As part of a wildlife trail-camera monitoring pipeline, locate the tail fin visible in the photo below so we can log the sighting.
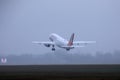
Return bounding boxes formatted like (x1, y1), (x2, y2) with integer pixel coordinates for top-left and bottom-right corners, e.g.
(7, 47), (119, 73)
(67, 33), (74, 46)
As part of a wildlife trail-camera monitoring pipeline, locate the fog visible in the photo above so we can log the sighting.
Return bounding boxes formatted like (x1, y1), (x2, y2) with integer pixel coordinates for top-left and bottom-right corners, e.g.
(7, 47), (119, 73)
(0, 0), (120, 64)
(0, 50), (120, 65)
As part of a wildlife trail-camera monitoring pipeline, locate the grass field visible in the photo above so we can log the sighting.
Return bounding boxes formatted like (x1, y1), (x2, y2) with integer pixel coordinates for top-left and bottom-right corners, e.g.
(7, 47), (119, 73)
(0, 65), (120, 80)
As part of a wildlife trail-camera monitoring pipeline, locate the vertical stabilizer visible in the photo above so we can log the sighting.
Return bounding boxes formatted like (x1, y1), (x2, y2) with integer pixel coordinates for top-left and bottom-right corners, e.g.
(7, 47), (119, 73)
(67, 33), (74, 46)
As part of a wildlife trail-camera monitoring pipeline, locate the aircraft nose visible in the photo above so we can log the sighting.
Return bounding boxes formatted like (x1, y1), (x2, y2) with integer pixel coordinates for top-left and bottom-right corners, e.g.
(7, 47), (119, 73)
(49, 37), (53, 41)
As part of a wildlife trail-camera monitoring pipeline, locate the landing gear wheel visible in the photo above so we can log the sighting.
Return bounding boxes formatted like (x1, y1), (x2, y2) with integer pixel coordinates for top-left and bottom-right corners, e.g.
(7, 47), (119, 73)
(52, 45), (55, 51)
(52, 48), (55, 51)
(66, 48), (70, 51)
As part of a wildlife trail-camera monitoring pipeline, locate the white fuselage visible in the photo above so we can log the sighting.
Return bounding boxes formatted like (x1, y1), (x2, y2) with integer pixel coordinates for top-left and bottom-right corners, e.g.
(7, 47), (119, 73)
(32, 33), (96, 51)
(49, 33), (68, 48)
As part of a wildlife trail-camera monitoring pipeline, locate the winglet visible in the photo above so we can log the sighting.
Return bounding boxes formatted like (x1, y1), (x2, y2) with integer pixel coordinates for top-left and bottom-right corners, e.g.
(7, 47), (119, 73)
(67, 33), (74, 46)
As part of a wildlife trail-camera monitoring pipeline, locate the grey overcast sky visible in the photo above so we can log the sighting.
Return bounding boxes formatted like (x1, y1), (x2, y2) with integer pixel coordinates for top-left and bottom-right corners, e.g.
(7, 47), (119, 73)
(0, 0), (120, 55)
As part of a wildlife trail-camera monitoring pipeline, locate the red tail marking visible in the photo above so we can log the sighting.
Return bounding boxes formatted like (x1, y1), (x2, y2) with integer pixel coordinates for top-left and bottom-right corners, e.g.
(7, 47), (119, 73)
(67, 33), (74, 46)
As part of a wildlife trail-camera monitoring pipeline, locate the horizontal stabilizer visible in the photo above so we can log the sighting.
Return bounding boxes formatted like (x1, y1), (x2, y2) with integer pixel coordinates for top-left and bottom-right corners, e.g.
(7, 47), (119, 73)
(61, 45), (85, 48)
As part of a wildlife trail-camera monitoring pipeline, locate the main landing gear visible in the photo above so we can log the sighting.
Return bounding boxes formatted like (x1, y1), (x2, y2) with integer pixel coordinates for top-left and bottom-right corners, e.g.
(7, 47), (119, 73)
(52, 48), (55, 51)
(52, 45), (55, 51)
(66, 48), (70, 51)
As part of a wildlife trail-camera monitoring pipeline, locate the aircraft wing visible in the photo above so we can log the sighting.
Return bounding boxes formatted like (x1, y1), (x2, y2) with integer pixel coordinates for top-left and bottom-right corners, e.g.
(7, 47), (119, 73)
(32, 41), (55, 45)
(73, 41), (96, 45)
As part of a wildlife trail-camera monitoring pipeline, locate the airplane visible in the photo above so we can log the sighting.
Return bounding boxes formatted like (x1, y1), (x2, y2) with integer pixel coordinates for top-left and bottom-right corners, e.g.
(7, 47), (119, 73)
(32, 33), (96, 51)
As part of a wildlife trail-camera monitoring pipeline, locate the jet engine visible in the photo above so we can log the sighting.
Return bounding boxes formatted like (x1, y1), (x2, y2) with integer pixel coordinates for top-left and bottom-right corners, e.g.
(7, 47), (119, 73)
(44, 44), (50, 47)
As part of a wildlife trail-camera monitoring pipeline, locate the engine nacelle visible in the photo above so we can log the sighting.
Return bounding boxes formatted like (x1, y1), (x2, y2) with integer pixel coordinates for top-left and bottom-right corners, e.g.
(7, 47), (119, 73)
(44, 44), (50, 47)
